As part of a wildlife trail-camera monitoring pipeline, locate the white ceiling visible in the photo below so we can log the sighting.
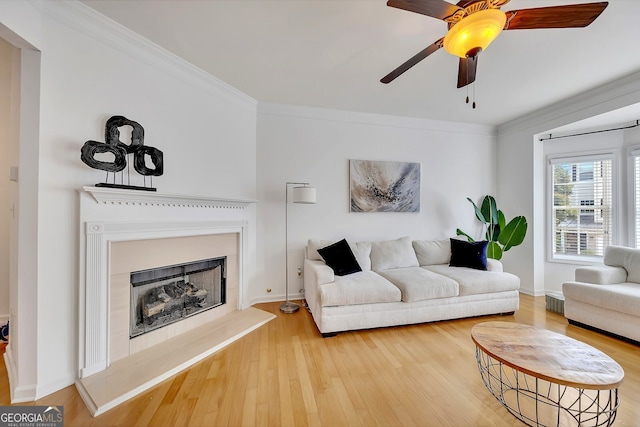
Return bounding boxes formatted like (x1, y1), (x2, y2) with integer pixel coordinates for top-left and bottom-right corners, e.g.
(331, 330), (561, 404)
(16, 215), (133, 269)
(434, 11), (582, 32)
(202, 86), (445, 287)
(80, 0), (640, 127)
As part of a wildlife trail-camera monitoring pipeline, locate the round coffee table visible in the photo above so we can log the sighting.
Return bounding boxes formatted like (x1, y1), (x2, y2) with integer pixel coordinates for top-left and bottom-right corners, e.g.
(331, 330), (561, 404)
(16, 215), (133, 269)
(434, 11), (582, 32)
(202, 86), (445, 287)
(471, 321), (624, 427)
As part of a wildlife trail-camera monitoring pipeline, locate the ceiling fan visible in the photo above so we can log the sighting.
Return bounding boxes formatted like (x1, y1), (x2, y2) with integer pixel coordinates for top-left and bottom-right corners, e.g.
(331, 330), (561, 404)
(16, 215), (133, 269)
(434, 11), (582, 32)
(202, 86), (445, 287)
(381, 0), (609, 99)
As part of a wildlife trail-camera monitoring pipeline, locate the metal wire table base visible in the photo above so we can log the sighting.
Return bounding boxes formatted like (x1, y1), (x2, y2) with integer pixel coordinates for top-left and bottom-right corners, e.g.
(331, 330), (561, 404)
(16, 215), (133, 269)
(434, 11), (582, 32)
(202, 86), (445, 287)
(475, 348), (620, 427)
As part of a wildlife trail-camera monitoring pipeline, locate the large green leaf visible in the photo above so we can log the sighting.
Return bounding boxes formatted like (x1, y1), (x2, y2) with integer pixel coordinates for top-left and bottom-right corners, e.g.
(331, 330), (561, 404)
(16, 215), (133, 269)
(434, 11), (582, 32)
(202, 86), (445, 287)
(480, 195), (499, 225)
(487, 241), (503, 260)
(485, 223), (500, 242)
(498, 216), (528, 252)
(489, 210), (505, 242)
(498, 210), (506, 230)
(456, 229), (475, 243)
(467, 197), (486, 223)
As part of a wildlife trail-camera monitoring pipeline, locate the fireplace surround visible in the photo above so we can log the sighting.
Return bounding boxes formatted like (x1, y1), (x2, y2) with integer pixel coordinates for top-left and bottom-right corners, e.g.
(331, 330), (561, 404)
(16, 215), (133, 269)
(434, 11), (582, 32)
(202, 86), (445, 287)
(78, 186), (254, 378)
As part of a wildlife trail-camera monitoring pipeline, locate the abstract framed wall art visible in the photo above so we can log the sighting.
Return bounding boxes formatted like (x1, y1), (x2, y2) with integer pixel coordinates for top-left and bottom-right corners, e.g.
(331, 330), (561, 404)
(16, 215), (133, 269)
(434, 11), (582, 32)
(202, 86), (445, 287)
(349, 159), (420, 212)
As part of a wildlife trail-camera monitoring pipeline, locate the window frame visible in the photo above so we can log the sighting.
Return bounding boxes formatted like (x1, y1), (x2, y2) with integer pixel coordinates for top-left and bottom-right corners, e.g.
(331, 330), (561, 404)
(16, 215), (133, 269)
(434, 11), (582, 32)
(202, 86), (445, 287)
(547, 152), (617, 264)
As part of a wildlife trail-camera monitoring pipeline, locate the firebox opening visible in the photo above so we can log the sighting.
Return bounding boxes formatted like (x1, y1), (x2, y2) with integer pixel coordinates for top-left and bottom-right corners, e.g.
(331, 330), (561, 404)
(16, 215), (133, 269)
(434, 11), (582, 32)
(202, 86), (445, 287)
(130, 257), (226, 338)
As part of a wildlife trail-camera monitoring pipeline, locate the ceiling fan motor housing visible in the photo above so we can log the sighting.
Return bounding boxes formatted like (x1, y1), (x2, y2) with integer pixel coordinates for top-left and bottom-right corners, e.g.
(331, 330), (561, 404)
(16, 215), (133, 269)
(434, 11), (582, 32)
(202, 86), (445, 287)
(443, 8), (507, 58)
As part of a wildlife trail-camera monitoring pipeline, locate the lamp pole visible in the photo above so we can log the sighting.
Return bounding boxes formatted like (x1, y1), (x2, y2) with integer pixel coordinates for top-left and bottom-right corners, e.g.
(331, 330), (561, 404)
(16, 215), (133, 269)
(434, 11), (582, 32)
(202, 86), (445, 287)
(281, 182), (316, 313)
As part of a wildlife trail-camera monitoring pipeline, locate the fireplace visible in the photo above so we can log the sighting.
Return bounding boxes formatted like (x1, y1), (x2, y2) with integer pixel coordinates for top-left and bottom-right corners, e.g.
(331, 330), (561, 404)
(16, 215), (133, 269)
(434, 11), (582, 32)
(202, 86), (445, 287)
(130, 257), (226, 338)
(78, 186), (254, 378)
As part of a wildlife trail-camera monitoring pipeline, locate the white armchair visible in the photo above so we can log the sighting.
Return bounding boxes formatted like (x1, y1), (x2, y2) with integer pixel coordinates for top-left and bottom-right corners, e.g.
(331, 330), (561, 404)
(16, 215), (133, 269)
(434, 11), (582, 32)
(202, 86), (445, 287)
(563, 245), (640, 343)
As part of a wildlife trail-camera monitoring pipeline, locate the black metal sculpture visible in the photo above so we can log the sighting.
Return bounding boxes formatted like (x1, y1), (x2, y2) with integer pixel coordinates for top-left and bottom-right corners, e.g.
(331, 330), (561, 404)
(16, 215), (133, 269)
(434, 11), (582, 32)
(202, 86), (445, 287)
(81, 115), (163, 191)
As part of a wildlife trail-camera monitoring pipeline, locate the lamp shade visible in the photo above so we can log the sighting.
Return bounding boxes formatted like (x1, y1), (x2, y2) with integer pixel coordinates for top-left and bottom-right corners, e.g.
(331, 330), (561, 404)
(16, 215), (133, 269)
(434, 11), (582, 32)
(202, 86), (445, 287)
(443, 9), (506, 58)
(292, 186), (316, 204)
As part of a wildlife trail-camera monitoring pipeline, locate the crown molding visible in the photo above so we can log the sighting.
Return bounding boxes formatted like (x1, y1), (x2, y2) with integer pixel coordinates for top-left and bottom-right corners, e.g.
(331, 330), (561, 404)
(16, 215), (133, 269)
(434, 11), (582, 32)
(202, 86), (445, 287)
(498, 70), (640, 137)
(42, 0), (257, 112)
(258, 102), (496, 137)
(81, 186), (255, 209)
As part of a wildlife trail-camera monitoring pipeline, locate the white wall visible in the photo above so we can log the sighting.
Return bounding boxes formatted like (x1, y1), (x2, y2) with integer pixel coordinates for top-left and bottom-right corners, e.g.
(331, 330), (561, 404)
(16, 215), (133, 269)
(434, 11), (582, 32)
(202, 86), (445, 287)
(0, 36), (13, 322)
(497, 71), (640, 296)
(1, 1), (257, 400)
(255, 103), (497, 303)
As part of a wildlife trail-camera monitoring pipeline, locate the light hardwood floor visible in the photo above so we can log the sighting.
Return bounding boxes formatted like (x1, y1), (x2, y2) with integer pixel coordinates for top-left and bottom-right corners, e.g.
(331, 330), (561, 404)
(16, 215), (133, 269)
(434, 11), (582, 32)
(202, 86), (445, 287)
(1, 294), (638, 426)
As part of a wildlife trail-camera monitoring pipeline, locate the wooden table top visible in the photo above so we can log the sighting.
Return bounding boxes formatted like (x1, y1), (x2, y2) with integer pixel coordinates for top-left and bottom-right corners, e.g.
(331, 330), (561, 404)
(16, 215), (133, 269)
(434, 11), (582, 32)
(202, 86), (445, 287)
(471, 321), (624, 390)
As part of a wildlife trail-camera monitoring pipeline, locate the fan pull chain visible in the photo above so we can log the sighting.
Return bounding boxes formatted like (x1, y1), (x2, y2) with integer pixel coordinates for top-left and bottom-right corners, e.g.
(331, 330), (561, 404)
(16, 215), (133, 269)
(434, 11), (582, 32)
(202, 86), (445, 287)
(465, 83), (476, 109)
(466, 64), (470, 104)
(473, 82), (476, 109)
(463, 62), (476, 108)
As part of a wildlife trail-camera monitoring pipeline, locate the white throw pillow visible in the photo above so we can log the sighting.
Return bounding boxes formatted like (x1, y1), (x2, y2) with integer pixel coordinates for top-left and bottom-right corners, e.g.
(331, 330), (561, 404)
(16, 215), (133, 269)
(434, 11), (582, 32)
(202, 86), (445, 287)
(370, 236), (419, 271)
(412, 239), (451, 266)
(351, 241), (372, 271)
(307, 239), (333, 261)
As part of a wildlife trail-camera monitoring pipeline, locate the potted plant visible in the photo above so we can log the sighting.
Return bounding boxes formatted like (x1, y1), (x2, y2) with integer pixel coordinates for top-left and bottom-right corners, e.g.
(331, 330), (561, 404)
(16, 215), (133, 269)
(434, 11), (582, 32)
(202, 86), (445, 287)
(457, 195), (527, 260)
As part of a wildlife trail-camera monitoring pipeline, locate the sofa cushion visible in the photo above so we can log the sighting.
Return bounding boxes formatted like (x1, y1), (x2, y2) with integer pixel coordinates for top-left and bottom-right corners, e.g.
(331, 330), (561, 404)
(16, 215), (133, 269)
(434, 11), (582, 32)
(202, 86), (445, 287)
(412, 239), (451, 266)
(370, 236), (419, 271)
(604, 245), (640, 283)
(449, 239), (488, 271)
(563, 281), (640, 317)
(308, 239), (372, 271)
(424, 265), (520, 296)
(317, 239), (362, 276)
(378, 267), (458, 302)
(318, 271), (402, 307)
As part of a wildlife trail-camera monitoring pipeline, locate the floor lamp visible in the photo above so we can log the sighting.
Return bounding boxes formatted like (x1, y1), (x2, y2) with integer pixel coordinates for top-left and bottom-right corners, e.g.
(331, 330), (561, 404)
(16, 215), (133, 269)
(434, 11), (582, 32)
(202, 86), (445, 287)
(281, 182), (316, 313)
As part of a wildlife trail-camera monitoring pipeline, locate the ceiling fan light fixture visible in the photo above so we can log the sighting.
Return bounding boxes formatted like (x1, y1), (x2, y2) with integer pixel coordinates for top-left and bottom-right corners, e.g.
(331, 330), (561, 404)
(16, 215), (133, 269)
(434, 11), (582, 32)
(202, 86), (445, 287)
(443, 8), (507, 58)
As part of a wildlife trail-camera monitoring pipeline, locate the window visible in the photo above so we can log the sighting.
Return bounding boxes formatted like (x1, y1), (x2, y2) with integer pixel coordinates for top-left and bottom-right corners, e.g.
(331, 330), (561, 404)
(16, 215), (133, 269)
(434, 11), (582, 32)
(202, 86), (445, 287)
(633, 150), (640, 248)
(550, 155), (613, 259)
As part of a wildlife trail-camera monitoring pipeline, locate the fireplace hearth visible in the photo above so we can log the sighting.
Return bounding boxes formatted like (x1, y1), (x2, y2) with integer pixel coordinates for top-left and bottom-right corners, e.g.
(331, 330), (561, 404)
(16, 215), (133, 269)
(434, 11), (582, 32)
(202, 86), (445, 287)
(130, 257), (226, 338)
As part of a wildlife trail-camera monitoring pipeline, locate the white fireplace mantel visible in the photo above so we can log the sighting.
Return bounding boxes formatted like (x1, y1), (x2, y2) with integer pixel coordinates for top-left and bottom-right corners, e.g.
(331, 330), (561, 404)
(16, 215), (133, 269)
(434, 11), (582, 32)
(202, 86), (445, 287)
(78, 187), (255, 379)
(82, 185), (255, 209)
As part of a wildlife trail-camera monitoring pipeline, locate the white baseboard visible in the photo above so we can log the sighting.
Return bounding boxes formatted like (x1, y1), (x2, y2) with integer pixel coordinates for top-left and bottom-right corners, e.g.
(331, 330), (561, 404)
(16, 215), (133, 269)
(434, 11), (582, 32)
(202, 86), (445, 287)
(3, 349), (37, 403)
(518, 288), (546, 297)
(249, 292), (304, 306)
(36, 373), (77, 401)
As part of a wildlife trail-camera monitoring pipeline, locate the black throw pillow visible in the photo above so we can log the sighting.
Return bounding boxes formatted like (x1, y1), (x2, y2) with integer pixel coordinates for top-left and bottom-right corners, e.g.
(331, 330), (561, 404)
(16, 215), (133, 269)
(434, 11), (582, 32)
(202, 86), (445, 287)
(449, 238), (488, 271)
(317, 239), (362, 276)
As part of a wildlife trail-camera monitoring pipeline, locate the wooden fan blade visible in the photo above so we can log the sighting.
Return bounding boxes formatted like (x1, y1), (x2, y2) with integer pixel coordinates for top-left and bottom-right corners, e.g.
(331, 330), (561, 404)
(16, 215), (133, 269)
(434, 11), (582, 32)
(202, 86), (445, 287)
(457, 56), (477, 88)
(457, 0), (511, 7)
(504, 2), (608, 30)
(387, 0), (464, 21)
(381, 38), (443, 84)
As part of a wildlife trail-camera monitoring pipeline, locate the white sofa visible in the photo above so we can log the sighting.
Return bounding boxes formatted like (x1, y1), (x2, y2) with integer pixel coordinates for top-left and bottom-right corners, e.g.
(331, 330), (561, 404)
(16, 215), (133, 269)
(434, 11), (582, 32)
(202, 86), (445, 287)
(303, 237), (520, 336)
(563, 245), (640, 343)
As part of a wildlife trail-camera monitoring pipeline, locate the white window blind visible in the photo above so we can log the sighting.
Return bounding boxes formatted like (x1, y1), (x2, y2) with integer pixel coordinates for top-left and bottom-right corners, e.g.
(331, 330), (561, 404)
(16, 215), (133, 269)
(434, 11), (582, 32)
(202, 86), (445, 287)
(550, 155), (613, 258)
(634, 150), (640, 248)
